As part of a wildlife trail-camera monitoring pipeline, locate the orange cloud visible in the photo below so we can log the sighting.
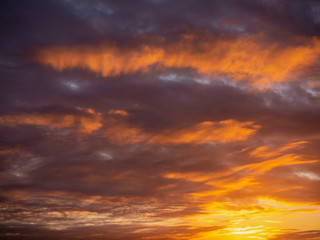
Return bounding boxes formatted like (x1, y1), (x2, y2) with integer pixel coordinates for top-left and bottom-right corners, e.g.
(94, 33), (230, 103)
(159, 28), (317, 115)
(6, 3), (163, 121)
(0, 114), (75, 128)
(104, 121), (149, 145)
(164, 141), (317, 198)
(0, 147), (22, 156)
(250, 141), (309, 159)
(37, 35), (320, 84)
(0, 112), (102, 134)
(235, 154), (317, 175)
(212, 144), (317, 195)
(108, 109), (129, 116)
(104, 119), (260, 145)
(79, 116), (103, 133)
(149, 120), (260, 145)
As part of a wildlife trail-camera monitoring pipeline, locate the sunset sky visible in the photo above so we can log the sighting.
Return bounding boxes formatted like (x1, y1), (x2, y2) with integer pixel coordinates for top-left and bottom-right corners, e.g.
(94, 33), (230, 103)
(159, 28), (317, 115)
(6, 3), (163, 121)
(1, 0), (320, 239)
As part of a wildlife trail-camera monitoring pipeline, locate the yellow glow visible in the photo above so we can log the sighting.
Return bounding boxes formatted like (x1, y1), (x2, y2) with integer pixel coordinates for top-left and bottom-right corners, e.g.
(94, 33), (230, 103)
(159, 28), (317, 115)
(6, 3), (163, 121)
(185, 197), (320, 240)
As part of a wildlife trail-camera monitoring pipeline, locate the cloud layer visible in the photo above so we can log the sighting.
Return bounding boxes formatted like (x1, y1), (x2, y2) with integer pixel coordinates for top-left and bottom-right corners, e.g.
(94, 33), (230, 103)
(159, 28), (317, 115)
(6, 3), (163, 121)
(1, 0), (320, 239)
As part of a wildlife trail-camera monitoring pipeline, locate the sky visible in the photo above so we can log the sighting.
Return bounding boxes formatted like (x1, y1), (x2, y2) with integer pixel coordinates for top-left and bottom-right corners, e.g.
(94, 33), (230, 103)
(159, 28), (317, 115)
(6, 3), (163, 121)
(1, 0), (320, 239)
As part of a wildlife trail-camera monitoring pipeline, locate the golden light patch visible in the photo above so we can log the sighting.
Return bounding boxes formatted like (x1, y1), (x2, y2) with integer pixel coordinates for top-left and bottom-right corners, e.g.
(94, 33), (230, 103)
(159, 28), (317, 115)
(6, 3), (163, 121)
(186, 198), (320, 240)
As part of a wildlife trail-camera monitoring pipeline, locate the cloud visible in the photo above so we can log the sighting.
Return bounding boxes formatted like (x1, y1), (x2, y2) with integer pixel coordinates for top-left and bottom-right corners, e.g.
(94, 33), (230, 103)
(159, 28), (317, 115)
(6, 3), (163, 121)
(37, 34), (320, 85)
(104, 119), (260, 145)
(0, 223), (225, 240)
(0, 111), (102, 134)
(164, 141), (318, 200)
(2, 0), (320, 239)
(269, 230), (320, 240)
(150, 120), (260, 144)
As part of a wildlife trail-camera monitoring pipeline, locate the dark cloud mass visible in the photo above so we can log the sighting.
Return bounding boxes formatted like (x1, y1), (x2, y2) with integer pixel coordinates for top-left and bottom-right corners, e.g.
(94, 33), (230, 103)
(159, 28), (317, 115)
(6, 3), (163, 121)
(1, 0), (320, 239)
